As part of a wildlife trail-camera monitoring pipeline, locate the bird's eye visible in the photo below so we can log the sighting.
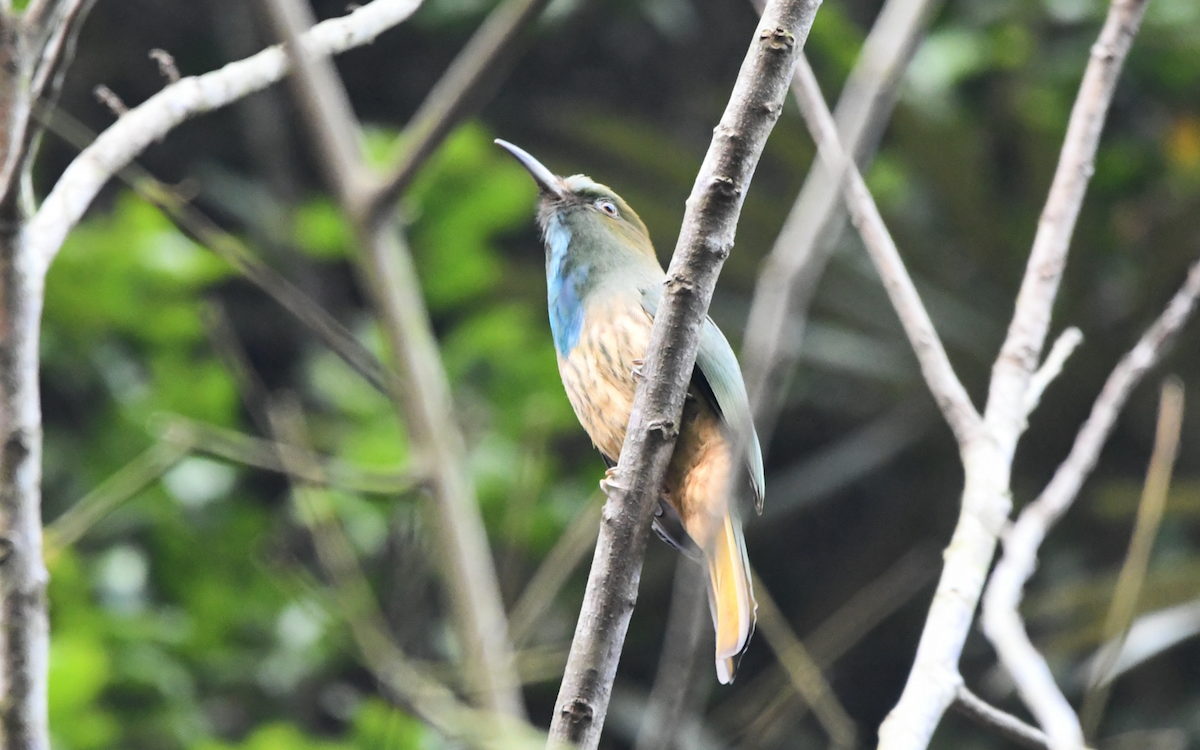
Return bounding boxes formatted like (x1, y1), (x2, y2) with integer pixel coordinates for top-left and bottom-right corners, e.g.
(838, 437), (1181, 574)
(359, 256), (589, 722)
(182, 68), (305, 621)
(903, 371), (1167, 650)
(596, 199), (619, 217)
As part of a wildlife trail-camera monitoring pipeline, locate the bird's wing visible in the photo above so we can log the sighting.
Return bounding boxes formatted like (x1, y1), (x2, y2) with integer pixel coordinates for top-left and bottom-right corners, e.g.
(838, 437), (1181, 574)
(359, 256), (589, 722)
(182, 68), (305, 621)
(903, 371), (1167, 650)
(641, 288), (766, 512)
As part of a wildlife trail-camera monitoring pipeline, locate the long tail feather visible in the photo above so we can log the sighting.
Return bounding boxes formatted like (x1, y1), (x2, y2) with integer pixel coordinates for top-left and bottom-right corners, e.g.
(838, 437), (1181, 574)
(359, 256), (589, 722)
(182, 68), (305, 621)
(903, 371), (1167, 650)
(706, 513), (756, 684)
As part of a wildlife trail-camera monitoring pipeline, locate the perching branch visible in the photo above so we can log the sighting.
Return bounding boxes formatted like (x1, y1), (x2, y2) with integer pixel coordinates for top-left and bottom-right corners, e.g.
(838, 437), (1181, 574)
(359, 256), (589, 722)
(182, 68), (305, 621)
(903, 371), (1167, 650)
(259, 0), (525, 719)
(548, 2), (822, 747)
(982, 259), (1200, 750)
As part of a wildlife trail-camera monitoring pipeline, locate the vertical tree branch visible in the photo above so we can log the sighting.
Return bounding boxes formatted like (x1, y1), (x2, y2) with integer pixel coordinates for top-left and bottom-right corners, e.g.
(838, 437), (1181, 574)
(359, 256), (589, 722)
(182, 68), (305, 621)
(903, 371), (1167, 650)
(258, 0), (526, 719)
(873, 0), (1150, 746)
(548, 2), (822, 747)
(0, 236), (49, 750)
(983, 0), (1151, 450)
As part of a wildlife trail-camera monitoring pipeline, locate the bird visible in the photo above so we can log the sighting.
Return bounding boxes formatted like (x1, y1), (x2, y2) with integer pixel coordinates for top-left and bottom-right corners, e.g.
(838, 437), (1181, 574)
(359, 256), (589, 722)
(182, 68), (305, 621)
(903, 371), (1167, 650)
(496, 139), (764, 684)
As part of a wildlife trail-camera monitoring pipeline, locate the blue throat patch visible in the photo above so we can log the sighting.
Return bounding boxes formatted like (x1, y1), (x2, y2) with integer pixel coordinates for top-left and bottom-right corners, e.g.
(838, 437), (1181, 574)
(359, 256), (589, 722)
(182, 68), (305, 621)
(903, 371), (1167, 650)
(546, 216), (587, 356)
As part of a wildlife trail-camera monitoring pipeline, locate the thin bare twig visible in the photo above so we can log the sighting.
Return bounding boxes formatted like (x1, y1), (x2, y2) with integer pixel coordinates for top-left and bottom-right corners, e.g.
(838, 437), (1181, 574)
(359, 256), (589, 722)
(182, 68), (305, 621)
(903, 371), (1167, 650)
(550, 3), (822, 747)
(786, 52), (981, 445)
(151, 414), (427, 496)
(267, 398), (542, 750)
(43, 440), (192, 556)
(260, 0), (524, 718)
(365, 0), (553, 223)
(951, 684), (1063, 750)
(149, 48), (181, 82)
(1023, 328), (1085, 420)
(741, 0), (943, 444)
(92, 84), (127, 117)
(983, 260), (1200, 750)
(755, 573), (857, 749)
(634, 557), (708, 750)
(507, 500), (601, 648)
(1080, 380), (1183, 736)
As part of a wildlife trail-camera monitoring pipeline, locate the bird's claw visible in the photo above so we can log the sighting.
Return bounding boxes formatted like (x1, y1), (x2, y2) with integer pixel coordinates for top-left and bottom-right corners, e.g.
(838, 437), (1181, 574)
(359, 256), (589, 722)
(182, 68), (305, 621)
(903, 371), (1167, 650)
(599, 465), (621, 493)
(631, 358), (645, 382)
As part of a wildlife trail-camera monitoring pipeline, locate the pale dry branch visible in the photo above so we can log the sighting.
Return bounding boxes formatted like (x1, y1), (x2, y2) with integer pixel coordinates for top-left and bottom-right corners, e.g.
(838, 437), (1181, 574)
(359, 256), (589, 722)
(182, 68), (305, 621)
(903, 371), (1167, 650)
(1081, 380), (1183, 735)
(874, 0), (1152, 744)
(950, 685), (1064, 750)
(984, 0), (1151, 449)
(742, 0), (942, 444)
(21, 0), (423, 277)
(549, 3), (823, 747)
(983, 261), (1200, 750)
(1023, 328), (1084, 420)
(260, 0), (524, 718)
(786, 52), (981, 445)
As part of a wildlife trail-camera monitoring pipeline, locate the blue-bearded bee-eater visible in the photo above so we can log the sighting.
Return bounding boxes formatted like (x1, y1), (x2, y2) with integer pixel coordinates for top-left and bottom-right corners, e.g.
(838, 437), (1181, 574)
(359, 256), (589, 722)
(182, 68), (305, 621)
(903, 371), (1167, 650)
(497, 139), (764, 683)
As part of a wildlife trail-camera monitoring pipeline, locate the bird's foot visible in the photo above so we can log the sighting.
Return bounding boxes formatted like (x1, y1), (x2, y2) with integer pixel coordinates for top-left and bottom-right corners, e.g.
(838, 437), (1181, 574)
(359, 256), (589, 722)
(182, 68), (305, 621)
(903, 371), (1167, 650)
(631, 358), (645, 382)
(599, 466), (622, 494)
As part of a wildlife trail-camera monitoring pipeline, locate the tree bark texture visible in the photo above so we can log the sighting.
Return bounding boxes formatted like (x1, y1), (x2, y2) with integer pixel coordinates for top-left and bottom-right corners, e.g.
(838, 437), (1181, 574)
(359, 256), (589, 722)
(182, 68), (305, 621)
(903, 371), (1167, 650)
(547, 1), (822, 748)
(0, 11), (50, 747)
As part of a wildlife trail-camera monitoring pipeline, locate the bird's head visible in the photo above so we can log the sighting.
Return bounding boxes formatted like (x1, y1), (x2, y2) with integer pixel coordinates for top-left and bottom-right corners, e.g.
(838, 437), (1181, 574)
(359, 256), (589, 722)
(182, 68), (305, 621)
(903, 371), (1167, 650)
(495, 139), (658, 266)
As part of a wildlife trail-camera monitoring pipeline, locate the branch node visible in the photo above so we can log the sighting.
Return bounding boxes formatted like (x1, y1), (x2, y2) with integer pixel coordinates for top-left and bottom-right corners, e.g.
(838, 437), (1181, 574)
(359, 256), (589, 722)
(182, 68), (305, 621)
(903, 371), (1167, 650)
(647, 419), (679, 441)
(561, 698), (595, 739)
(664, 274), (694, 293)
(759, 25), (796, 50)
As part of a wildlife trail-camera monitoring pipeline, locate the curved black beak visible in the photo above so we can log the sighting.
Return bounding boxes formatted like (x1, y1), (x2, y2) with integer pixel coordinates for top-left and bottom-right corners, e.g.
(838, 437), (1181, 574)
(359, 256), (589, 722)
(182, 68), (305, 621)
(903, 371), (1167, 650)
(494, 139), (565, 199)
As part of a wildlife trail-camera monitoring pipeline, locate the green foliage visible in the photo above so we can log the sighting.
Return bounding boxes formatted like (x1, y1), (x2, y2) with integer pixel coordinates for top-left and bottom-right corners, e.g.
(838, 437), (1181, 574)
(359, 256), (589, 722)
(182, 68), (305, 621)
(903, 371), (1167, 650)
(41, 120), (587, 749)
